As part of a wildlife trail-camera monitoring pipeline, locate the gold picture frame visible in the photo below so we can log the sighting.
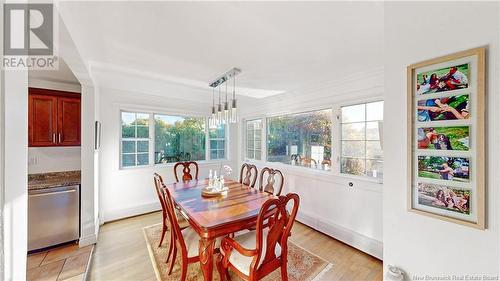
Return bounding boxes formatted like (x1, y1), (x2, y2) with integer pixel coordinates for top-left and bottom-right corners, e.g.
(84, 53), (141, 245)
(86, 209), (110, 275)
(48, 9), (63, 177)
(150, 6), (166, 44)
(407, 47), (485, 229)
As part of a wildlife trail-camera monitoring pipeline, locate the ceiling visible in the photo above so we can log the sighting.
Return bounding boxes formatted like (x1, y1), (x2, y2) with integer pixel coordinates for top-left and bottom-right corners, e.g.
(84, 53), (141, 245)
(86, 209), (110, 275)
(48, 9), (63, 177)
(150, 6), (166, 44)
(57, 1), (383, 99)
(29, 58), (79, 85)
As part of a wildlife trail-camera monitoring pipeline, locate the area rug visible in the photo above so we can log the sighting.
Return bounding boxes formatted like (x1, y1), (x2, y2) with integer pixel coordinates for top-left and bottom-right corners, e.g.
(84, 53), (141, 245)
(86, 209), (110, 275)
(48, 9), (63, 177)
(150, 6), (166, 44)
(143, 223), (333, 281)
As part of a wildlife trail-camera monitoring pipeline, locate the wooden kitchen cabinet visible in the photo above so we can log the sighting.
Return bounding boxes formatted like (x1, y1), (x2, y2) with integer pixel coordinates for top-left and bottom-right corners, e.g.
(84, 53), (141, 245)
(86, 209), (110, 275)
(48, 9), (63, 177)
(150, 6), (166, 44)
(29, 88), (81, 147)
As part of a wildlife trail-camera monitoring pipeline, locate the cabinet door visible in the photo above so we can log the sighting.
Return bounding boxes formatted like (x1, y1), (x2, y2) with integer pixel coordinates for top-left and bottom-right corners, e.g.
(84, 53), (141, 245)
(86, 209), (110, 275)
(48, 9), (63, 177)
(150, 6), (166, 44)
(58, 97), (81, 146)
(29, 94), (58, 146)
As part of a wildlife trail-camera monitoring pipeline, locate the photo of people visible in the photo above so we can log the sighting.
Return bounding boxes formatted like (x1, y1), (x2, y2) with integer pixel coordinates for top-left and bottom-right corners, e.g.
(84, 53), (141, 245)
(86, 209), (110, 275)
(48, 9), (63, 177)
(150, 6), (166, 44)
(417, 95), (469, 122)
(417, 183), (470, 215)
(418, 156), (469, 182)
(416, 64), (469, 95)
(417, 126), (469, 151)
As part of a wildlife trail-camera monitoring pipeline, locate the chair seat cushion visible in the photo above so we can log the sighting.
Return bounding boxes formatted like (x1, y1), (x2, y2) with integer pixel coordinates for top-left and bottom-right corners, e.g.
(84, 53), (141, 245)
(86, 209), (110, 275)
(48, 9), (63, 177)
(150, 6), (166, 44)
(223, 230), (281, 276)
(181, 228), (221, 258)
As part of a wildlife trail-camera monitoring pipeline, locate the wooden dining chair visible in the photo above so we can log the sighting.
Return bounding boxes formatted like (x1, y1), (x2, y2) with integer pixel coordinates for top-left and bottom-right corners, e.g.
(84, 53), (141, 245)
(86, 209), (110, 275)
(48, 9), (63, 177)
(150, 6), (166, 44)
(216, 193), (300, 281)
(173, 161), (199, 182)
(161, 183), (220, 280)
(258, 167), (284, 196)
(240, 163), (258, 188)
(153, 173), (189, 264)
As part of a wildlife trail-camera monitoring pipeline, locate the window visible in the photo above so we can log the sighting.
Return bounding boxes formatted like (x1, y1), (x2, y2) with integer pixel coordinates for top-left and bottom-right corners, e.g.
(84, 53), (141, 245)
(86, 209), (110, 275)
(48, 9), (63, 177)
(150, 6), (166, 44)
(267, 109), (332, 170)
(154, 115), (206, 164)
(209, 125), (226, 160)
(121, 112), (150, 167)
(341, 101), (384, 179)
(246, 119), (262, 160)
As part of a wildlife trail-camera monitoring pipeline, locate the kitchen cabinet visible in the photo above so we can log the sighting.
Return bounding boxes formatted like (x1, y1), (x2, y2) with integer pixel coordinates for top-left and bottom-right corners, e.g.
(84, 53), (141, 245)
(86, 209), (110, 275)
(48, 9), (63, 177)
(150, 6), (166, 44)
(29, 88), (81, 147)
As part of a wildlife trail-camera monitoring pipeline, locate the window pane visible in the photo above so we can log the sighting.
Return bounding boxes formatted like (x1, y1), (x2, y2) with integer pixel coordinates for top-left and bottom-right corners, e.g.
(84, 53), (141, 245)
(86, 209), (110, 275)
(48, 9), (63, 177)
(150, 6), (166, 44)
(122, 154), (135, 167)
(366, 121), (382, 140)
(341, 141), (365, 158)
(137, 141), (149, 153)
(246, 119), (263, 160)
(121, 112), (136, 138)
(366, 101), (384, 121)
(255, 150), (261, 160)
(136, 126), (149, 138)
(341, 158), (365, 176)
(267, 110), (332, 170)
(366, 159), (383, 179)
(155, 115), (206, 164)
(342, 104), (365, 123)
(122, 141), (136, 153)
(210, 150), (217, 160)
(247, 150), (254, 159)
(342, 122), (365, 140)
(217, 150), (225, 159)
(366, 141), (383, 159)
(137, 153), (149, 165)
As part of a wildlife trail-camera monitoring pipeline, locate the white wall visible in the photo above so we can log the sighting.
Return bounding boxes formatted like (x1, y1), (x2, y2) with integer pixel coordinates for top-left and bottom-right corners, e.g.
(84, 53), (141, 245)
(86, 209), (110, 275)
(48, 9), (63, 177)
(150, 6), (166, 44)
(239, 69), (384, 258)
(383, 2), (499, 277)
(2, 68), (28, 281)
(27, 79), (81, 174)
(98, 87), (238, 223)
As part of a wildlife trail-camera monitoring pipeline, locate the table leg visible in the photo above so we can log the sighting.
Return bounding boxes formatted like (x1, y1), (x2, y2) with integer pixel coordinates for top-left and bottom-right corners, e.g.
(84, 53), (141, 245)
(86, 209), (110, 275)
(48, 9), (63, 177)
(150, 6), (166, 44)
(199, 237), (215, 281)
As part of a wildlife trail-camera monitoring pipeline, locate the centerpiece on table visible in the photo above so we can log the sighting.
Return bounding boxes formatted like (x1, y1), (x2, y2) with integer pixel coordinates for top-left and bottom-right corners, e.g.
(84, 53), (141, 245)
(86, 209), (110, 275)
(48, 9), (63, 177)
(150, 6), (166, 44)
(201, 165), (232, 198)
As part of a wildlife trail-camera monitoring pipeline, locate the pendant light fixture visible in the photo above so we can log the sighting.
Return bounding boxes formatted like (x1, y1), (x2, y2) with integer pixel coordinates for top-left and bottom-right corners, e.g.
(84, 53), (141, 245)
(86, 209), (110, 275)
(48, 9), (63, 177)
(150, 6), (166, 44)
(217, 86), (222, 125)
(230, 74), (238, 123)
(223, 82), (229, 124)
(208, 67), (240, 125)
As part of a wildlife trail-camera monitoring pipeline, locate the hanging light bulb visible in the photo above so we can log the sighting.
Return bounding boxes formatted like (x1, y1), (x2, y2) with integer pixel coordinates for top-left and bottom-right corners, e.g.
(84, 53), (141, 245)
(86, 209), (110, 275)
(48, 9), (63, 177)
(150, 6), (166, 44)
(217, 86), (223, 126)
(230, 74), (238, 123)
(210, 87), (217, 128)
(223, 82), (229, 124)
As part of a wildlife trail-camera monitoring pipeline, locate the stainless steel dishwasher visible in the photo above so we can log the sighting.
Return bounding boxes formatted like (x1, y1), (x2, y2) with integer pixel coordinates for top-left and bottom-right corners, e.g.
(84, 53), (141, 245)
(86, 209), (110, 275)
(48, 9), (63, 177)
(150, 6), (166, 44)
(28, 185), (80, 251)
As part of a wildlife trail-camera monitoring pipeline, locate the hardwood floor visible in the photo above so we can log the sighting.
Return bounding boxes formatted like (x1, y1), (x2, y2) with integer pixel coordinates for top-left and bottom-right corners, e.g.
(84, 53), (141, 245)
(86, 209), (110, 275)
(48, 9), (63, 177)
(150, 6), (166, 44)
(89, 211), (382, 281)
(27, 243), (93, 281)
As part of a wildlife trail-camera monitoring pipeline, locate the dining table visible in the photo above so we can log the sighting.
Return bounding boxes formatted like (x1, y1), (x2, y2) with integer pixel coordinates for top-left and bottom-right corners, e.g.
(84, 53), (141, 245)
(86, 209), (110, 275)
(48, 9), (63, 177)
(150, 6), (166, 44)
(165, 178), (276, 281)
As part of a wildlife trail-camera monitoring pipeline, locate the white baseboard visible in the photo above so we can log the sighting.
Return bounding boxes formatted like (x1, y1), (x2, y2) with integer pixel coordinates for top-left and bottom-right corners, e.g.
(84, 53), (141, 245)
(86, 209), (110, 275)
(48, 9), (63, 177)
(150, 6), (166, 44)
(296, 211), (383, 260)
(101, 202), (160, 223)
(79, 234), (97, 247)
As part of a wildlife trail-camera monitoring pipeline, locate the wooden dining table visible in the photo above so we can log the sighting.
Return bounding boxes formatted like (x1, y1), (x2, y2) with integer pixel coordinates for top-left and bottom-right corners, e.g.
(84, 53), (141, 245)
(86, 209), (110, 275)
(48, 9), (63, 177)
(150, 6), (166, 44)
(165, 178), (276, 281)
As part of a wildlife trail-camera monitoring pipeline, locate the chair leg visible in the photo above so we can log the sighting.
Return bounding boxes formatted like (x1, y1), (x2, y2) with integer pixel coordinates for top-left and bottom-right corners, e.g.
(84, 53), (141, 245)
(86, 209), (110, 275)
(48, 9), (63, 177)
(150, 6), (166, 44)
(166, 232), (173, 263)
(280, 263), (289, 281)
(168, 245), (177, 275)
(158, 223), (167, 247)
(180, 262), (188, 281)
(216, 254), (231, 281)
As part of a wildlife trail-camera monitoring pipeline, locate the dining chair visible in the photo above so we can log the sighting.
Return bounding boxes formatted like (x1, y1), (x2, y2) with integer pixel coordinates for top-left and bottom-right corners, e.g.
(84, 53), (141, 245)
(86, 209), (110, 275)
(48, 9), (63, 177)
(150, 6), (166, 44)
(216, 193), (300, 281)
(240, 163), (258, 188)
(153, 173), (189, 263)
(258, 167), (284, 196)
(161, 183), (220, 280)
(173, 161), (199, 182)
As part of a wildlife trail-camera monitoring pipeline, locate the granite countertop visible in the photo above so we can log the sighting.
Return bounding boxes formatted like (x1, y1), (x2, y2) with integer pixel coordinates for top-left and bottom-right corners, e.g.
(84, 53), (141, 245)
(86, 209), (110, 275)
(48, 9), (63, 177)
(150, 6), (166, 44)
(28, 170), (81, 190)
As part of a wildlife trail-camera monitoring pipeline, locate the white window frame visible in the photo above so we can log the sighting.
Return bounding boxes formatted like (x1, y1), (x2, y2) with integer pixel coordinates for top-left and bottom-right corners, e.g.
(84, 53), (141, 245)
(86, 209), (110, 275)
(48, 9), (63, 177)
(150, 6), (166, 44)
(334, 98), (384, 182)
(245, 119), (263, 161)
(119, 108), (229, 170)
(264, 108), (334, 171)
(119, 110), (152, 169)
(209, 124), (228, 161)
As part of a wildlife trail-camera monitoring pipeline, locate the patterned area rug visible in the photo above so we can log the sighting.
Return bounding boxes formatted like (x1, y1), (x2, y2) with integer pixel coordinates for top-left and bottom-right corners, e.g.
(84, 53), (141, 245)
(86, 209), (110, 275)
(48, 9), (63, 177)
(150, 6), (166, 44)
(143, 224), (333, 281)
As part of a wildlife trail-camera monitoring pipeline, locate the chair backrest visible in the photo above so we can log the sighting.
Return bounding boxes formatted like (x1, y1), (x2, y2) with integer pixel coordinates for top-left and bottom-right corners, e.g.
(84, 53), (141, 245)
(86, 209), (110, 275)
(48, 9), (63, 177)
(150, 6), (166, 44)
(258, 167), (284, 196)
(160, 181), (189, 254)
(153, 173), (168, 219)
(174, 161), (199, 182)
(254, 193), (300, 273)
(239, 163), (258, 188)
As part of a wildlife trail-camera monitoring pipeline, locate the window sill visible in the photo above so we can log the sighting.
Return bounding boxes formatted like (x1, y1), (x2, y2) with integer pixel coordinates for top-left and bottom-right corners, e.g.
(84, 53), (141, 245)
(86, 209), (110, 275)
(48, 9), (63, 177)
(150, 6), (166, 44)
(243, 159), (383, 192)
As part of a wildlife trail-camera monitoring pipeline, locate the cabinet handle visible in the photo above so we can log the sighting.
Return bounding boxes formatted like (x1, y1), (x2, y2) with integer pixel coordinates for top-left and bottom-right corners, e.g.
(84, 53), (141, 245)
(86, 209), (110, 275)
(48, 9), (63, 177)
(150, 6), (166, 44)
(53, 133), (56, 143)
(58, 133), (62, 143)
